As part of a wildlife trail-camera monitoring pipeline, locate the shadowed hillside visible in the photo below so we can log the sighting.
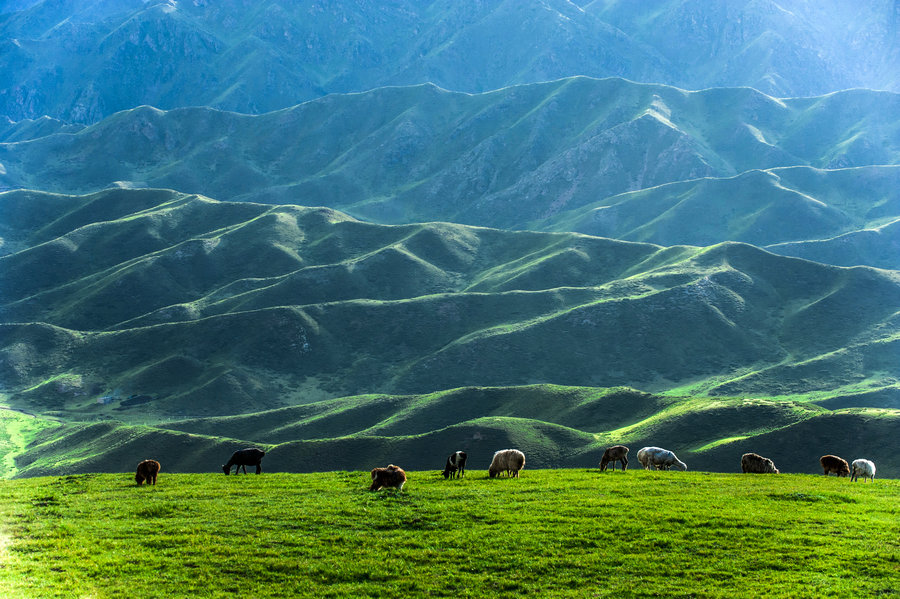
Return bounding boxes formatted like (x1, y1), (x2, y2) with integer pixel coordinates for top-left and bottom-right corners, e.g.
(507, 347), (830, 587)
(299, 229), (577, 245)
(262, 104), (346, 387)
(2, 189), (898, 422)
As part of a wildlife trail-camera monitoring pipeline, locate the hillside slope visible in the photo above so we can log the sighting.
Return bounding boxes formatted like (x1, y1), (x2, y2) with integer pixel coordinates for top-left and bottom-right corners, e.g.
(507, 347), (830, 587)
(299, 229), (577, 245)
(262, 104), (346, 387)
(8, 386), (899, 477)
(2, 0), (897, 122)
(2, 189), (898, 420)
(542, 165), (900, 269)
(2, 80), (899, 261)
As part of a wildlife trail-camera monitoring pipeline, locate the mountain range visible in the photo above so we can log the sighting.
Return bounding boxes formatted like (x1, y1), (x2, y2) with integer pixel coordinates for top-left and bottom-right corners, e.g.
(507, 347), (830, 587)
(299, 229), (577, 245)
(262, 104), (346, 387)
(2, 0), (898, 124)
(1, 1), (898, 477)
(2, 79), (899, 269)
(3, 188), (898, 420)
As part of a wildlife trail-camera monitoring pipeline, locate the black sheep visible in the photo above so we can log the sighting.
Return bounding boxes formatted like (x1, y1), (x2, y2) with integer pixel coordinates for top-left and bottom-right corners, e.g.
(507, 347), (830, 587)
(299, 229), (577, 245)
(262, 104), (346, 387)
(223, 448), (266, 475)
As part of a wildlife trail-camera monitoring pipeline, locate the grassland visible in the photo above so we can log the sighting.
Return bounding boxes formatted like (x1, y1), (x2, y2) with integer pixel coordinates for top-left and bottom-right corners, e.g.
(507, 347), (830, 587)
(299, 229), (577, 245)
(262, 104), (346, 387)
(3, 10), (898, 596)
(0, 408), (58, 478)
(0, 470), (896, 598)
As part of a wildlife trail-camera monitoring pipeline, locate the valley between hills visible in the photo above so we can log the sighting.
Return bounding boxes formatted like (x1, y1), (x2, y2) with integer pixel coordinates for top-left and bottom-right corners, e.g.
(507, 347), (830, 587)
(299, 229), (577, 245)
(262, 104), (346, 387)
(1, 1), (898, 480)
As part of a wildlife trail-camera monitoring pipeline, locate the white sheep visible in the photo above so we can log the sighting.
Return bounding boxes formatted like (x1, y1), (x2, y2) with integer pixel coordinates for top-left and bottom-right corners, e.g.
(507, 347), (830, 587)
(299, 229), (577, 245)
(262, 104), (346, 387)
(850, 459), (876, 483)
(636, 446), (687, 471)
(488, 449), (525, 478)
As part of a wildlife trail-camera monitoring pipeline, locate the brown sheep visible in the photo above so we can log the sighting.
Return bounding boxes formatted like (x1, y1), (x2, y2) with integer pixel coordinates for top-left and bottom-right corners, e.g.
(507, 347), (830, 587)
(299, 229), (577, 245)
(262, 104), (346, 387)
(370, 464), (407, 491)
(820, 454), (850, 477)
(741, 452), (779, 474)
(135, 459), (161, 486)
(599, 445), (629, 471)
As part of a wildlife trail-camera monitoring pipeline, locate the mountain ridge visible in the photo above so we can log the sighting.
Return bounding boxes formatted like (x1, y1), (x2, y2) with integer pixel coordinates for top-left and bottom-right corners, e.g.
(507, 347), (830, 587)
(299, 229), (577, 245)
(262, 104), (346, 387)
(2, 1), (898, 478)
(2, 189), (897, 425)
(2, 0), (897, 123)
(2, 79), (898, 269)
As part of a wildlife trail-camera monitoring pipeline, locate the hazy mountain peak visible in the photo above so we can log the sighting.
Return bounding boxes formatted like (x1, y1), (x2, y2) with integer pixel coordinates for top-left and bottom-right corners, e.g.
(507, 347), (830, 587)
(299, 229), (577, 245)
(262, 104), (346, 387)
(3, 0), (898, 122)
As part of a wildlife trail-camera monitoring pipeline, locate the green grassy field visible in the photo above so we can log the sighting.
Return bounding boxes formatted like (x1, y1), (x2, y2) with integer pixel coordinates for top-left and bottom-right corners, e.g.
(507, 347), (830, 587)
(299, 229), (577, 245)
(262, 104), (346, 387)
(1, 470), (896, 598)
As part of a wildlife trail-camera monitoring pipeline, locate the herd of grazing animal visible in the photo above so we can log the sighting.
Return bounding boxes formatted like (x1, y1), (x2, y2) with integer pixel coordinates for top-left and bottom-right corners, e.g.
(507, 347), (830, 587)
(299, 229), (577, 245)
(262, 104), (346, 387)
(130, 444), (879, 489)
(606, 446), (875, 482)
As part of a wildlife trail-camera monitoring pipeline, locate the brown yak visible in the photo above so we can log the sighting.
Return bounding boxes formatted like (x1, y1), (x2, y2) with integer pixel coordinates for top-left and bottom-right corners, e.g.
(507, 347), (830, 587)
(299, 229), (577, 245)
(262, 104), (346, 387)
(819, 454), (850, 477)
(370, 464), (407, 491)
(135, 459), (161, 486)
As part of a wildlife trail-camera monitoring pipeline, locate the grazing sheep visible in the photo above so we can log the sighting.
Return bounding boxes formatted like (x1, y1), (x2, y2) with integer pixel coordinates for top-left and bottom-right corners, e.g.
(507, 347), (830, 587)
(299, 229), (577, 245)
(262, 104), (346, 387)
(488, 449), (526, 478)
(223, 448), (266, 475)
(850, 459), (876, 483)
(636, 446), (687, 471)
(819, 454), (850, 477)
(135, 459), (161, 486)
(370, 464), (407, 491)
(741, 453), (779, 474)
(637, 447), (651, 469)
(599, 445), (629, 471)
(442, 451), (468, 479)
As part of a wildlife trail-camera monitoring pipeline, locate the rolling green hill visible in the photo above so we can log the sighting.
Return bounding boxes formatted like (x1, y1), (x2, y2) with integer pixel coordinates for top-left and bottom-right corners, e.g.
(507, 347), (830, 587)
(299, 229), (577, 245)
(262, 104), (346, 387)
(542, 166), (900, 269)
(2, 189), (898, 432)
(4, 386), (898, 478)
(0, 115), (83, 143)
(2, 79), (899, 264)
(3, 2), (899, 483)
(2, 0), (897, 123)
(766, 217), (900, 270)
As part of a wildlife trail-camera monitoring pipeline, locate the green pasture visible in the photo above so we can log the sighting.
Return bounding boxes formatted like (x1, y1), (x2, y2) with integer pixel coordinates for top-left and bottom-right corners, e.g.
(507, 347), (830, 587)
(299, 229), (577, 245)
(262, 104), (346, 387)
(0, 470), (896, 598)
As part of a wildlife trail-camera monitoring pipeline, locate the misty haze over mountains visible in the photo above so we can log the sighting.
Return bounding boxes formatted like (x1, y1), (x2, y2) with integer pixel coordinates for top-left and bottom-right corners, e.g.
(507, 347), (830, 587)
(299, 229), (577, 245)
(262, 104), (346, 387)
(0, 0), (898, 475)
(1, 0), (898, 123)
